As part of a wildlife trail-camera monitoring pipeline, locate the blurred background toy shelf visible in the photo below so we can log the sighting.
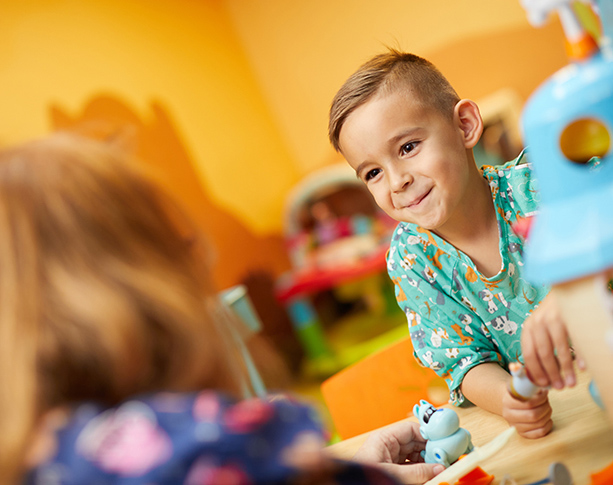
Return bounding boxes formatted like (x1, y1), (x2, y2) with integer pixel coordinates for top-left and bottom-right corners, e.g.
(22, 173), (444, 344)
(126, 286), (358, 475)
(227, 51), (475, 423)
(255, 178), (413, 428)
(275, 163), (402, 377)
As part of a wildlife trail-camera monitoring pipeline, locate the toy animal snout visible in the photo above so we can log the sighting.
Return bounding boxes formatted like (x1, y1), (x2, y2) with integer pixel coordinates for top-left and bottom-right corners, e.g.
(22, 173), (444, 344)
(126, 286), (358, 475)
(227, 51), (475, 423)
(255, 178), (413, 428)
(414, 399), (460, 440)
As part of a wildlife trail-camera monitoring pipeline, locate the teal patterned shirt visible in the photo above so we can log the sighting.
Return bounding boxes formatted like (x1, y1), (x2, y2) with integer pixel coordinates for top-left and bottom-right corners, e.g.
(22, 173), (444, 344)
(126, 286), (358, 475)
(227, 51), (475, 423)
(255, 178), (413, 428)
(386, 154), (549, 405)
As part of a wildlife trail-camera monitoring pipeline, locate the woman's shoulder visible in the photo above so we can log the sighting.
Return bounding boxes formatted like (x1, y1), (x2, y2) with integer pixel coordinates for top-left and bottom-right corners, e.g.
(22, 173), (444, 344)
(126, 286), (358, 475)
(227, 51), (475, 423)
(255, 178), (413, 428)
(27, 391), (325, 484)
(64, 390), (321, 442)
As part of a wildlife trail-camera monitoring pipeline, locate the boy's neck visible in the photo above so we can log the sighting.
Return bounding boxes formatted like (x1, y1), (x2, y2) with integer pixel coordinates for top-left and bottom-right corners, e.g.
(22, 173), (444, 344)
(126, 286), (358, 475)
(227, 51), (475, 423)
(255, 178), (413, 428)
(432, 169), (501, 277)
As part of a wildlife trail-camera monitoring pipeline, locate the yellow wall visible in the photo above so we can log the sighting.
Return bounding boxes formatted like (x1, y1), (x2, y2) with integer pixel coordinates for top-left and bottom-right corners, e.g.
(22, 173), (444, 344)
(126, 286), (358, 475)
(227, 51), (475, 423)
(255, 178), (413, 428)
(2, 0), (298, 236)
(1, 0), (569, 286)
(224, 0), (567, 175)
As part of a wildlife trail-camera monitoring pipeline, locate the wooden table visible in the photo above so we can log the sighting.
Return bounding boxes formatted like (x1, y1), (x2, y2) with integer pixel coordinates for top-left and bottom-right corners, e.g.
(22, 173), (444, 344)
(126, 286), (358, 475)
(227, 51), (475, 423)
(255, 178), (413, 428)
(326, 371), (613, 484)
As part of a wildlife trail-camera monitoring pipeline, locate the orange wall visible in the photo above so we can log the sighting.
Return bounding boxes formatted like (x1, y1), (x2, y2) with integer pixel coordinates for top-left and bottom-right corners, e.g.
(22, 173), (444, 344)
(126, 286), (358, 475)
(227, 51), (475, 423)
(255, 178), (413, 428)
(1, 0), (299, 236)
(224, 0), (568, 174)
(1, 0), (570, 286)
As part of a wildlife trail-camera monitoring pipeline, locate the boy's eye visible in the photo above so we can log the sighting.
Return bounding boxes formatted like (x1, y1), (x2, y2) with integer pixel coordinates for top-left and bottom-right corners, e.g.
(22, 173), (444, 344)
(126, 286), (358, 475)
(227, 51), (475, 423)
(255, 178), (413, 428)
(401, 141), (418, 156)
(364, 168), (381, 181)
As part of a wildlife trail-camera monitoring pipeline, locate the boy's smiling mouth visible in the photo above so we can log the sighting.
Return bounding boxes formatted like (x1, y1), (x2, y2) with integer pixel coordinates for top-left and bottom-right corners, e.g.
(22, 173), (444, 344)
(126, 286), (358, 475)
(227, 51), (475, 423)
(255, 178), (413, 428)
(399, 187), (432, 209)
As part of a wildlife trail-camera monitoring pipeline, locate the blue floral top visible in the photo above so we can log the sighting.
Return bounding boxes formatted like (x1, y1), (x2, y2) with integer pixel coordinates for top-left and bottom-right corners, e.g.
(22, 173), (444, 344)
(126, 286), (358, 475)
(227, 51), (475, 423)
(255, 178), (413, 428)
(386, 154), (549, 405)
(24, 391), (399, 485)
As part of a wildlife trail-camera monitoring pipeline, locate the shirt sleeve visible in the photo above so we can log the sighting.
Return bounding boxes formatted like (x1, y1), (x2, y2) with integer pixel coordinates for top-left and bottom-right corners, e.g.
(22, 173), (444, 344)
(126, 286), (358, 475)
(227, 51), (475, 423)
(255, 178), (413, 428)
(387, 231), (505, 405)
(499, 154), (540, 219)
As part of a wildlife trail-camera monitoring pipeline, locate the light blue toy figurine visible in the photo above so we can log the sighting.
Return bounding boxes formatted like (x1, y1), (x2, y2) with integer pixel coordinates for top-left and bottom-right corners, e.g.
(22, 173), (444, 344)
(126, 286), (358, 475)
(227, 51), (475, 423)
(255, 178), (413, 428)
(413, 399), (474, 467)
(508, 361), (541, 401)
(519, 0), (613, 425)
(521, 0), (613, 284)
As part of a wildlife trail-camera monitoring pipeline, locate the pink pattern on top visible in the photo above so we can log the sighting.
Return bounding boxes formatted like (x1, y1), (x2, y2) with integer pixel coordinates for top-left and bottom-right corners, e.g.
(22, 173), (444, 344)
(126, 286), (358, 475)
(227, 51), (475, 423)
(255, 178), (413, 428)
(193, 391), (221, 421)
(223, 398), (274, 434)
(185, 458), (253, 485)
(76, 401), (172, 476)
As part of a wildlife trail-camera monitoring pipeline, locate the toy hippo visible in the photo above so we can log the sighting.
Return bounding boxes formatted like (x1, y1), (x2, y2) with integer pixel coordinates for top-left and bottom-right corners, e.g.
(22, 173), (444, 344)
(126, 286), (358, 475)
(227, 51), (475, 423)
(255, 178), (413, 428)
(413, 399), (474, 467)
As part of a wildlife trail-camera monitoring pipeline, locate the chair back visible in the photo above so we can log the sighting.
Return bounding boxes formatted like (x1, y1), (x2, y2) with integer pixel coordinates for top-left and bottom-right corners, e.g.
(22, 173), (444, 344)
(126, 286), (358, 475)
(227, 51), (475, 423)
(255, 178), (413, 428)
(320, 336), (448, 439)
(220, 285), (266, 398)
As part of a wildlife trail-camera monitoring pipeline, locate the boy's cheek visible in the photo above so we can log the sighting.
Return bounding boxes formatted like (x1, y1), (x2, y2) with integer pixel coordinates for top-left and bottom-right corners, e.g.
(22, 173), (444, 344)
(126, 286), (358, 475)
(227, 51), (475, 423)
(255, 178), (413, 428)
(368, 190), (405, 222)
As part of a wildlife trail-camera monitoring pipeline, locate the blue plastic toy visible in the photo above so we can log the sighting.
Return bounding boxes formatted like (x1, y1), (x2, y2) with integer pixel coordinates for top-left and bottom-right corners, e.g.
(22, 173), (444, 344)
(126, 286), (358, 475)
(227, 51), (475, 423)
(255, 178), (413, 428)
(521, 0), (613, 285)
(589, 378), (605, 409)
(413, 399), (474, 467)
(519, 0), (613, 425)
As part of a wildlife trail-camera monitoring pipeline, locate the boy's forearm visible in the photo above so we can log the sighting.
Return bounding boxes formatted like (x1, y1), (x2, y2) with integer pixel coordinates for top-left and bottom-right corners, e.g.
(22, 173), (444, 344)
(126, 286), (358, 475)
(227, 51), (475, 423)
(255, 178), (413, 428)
(459, 363), (511, 416)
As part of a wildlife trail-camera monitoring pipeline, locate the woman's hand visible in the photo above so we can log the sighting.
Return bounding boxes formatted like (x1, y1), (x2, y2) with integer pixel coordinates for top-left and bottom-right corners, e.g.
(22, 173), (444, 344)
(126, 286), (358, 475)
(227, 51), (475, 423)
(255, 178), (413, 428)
(521, 293), (585, 390)
(352, 420), (445, 485)
(501, 388), (553, 439)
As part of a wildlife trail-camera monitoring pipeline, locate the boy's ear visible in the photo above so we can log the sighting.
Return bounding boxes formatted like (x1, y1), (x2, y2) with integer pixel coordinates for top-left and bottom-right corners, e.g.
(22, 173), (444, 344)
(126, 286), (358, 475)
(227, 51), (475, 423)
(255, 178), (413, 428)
(454, 99), (483, 149)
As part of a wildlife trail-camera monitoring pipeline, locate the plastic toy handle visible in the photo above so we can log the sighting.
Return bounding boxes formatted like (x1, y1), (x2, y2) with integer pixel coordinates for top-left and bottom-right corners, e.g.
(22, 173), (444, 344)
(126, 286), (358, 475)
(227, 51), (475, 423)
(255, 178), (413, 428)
(559, 3), (599, 58)
(520, 0), (599, 59)
(565, 32), (599, 58)
(520, 0), (576, 26)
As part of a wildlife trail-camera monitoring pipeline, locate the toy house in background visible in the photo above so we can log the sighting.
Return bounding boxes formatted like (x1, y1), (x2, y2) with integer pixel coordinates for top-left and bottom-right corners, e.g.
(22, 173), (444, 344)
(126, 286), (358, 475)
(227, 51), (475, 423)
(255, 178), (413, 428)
(283, 163), (396, 271)
(276, 164), (404, 376)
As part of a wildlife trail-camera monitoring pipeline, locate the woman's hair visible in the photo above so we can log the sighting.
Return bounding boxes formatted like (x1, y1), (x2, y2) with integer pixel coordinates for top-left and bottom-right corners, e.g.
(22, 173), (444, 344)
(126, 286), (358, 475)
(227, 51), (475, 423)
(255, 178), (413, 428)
(0, 133), (242, 481)
(328, 48), (460, 152)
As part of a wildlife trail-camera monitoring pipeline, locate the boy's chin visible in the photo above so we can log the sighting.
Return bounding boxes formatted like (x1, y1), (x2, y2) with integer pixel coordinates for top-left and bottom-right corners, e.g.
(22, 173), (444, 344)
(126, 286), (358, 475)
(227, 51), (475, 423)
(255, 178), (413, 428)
(388, 212), (440, 231)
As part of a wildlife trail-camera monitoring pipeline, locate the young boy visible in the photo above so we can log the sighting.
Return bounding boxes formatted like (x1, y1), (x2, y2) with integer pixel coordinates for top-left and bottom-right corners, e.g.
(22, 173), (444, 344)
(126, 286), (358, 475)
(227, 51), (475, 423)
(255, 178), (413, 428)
(328, 49), (576, 439)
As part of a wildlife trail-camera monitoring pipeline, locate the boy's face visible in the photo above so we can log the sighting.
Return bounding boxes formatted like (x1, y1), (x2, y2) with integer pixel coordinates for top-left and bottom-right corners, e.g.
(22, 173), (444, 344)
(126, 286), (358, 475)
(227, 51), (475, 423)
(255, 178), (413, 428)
(338, 89), (475, 232)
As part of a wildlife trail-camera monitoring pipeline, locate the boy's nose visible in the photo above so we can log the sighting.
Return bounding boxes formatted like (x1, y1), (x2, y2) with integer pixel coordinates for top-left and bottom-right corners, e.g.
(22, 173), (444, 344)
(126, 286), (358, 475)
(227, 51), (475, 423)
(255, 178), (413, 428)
(389, 168), (413, 192)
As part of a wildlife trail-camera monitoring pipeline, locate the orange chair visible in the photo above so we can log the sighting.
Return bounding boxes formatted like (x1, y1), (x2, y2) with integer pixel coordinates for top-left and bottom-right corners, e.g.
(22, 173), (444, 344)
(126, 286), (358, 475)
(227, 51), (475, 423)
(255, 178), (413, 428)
(321, 336), (448, 439)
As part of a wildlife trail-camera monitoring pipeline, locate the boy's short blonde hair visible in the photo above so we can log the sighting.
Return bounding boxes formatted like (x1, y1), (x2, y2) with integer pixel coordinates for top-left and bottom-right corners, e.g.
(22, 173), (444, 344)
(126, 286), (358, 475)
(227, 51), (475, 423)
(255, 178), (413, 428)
(329, 49), (460, 152)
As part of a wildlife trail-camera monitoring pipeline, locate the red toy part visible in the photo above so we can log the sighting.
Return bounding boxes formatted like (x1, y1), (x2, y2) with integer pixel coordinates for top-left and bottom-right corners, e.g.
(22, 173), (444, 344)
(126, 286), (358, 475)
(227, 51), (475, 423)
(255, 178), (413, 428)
(439, 466), (495, 485)
(511, 215), (534, 240)
(565, 31), (599, 60)
(456, 466), (495, 485)
(590, 459), (613, 485)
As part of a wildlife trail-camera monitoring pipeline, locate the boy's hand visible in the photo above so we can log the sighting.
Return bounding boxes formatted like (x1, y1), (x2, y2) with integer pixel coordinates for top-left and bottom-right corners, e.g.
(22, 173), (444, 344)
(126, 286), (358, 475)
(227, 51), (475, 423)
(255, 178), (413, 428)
(501, 388), (553, 439)
(521, 293), (585, 390)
